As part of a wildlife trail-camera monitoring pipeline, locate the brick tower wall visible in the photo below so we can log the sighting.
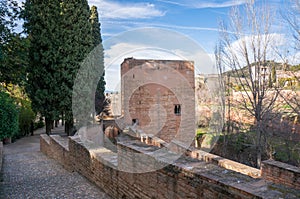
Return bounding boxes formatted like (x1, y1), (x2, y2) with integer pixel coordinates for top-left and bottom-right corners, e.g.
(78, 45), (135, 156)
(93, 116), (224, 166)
(121, 58), (195, 143)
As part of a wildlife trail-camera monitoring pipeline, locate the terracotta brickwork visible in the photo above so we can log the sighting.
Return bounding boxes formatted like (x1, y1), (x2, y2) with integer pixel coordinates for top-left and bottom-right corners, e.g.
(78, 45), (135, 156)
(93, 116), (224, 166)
(126, 127), (261, 178)
(40, 134), (300, 198)
(261, 159), (300, 190)
(121, 58), (195, 142)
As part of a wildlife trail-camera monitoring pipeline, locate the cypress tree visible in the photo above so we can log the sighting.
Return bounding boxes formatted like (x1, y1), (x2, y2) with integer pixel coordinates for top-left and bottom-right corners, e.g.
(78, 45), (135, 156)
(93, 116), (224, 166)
(59, 0), (93, 135)
(90, 6), (106, 115)
(23, 0), (61, 134)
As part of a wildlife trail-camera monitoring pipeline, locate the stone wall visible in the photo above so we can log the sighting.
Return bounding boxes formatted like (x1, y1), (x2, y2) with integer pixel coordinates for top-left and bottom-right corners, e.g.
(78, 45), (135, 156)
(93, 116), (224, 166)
(261, 159), (300, 190)
(40, 134), (300, 198)
(40, 134), (73, 171)
(125, 127), (260, 178)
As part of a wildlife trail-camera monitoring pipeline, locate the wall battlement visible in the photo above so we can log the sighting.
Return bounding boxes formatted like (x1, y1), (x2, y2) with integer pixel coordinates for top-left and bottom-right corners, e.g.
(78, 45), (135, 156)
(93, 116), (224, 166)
(40, 134), (300, 198)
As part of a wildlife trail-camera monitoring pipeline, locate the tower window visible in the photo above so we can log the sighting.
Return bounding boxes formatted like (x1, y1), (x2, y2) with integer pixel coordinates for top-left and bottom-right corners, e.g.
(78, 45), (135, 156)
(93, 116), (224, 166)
(174, 104), (181, 115)
(132, 119), (139, 125)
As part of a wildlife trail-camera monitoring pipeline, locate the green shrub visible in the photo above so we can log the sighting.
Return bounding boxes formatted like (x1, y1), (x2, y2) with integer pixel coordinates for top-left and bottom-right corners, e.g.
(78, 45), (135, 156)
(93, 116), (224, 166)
(18, 100), (35, 137)
(0, 91), (19, 140)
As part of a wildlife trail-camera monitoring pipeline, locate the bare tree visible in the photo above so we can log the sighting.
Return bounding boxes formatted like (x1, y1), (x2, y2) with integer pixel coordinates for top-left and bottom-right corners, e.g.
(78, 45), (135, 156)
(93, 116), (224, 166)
(280, 0), (300, 115)
(283, 0), (300, 50)
(216, 1), (281, 168)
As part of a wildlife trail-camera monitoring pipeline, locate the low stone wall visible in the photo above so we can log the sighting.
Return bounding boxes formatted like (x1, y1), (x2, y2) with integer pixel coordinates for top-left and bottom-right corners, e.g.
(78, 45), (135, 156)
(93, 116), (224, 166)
(190, 150), (260, 178)
(127, 128), (260, 178)
(40, 134), (73, 171)
(261, 159), (300, 190)
(0, 141), (3, 171)
(40, 134), (300, 198)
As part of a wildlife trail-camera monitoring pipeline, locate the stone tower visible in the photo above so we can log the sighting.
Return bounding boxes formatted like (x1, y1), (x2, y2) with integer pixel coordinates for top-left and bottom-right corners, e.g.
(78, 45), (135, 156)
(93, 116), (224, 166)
(121, 58), (195, 143)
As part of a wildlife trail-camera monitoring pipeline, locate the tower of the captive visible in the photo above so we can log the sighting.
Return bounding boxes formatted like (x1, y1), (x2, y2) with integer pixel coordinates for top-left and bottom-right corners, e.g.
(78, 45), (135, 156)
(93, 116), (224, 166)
(121, 58), (195, 143)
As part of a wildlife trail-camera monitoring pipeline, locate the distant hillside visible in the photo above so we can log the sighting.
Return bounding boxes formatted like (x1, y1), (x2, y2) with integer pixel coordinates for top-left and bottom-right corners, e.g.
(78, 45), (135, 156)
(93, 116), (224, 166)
(223, 61), (292, 78)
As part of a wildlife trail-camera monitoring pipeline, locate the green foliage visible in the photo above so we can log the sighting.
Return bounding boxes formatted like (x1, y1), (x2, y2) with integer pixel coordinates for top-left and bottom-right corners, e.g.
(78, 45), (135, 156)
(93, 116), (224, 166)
(0, 91), (18, 140)
(0, 0), (19, 43)
(290, 64), (300, 72)
(23, 0), (61, 119)
(0, 34), (29, 85)
(23, 0), (95, 134)
(33, 116), (44, 130)
(233, 84), (242, 91)
(59, 0), (93, 134)
(18, 99), (35, 136)
(278, 77), (298, 87)
(23, 0), (67, 133)
(91, 6), (106, 115)
(1, 1), (26, 86)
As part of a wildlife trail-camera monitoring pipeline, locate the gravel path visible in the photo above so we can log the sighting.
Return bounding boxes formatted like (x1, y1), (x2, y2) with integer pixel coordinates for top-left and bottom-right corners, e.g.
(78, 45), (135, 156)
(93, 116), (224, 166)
(0, 127), (111, 199)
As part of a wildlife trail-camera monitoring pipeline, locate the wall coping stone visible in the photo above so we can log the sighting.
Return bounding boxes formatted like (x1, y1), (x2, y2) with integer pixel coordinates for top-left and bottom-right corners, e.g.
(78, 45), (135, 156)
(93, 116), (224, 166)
(40, 134), (51, 144)
(116, 137), (299, 198)
(50, 135), (69, 151)
(69, 136), (118, 168)
(125, 127), (261, 178)
(263, 159), (300, 173)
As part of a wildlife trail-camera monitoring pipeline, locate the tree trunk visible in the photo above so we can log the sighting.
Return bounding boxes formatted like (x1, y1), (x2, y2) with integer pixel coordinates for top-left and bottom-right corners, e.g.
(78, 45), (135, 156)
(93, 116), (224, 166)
(65, 122), (69, 136)
(256, 121), (262, 169)
(45, 118), (52, 135)
(30, 121), (34, 136)
(55, 120), (59, 127)
(65, 120), (74, 136)
(61, 112), (64, 126)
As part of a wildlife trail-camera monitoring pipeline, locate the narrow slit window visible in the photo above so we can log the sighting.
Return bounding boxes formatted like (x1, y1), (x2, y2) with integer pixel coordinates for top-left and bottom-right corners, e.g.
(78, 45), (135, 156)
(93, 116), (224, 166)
(174, 104), (181, 115)
(132, 119), (139, 125)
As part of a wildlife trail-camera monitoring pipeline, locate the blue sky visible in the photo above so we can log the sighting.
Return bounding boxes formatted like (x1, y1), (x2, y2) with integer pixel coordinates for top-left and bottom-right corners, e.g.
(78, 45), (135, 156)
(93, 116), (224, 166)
(15, 0), (299, 91)
(88, 0), (291, 51)
(86, 0), (298, 90)
(91, 0), (242, 53)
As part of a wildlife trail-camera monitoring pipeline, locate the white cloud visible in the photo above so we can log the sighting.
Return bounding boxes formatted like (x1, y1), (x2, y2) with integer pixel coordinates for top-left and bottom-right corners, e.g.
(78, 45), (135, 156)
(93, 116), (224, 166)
(224, 33), (300, 66)
(88, 0), (165, 19)
(102, 20), (222, 32)
(103, 37), (215, 91)
(156, 0), (247, 8)
(104, 42), (184, 91)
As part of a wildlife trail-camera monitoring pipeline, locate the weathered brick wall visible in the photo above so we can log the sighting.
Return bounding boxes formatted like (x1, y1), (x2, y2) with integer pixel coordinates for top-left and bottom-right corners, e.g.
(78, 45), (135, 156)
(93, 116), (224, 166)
(121, 58), (195, 143)
(126, 127), (261, 178)
(40, 134), (51, 156)
(116, 141), (261, 199)
(40, 134), (72, 171)
(40, 134), (300, 198)
(261, 159), (300, 190)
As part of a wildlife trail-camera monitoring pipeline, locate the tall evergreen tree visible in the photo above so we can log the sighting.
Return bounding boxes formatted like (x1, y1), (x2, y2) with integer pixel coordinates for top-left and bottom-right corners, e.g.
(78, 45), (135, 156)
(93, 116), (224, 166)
(23, 0), (62, 134)
(59, 0), (93, 135)
(90, 6), (106, 115)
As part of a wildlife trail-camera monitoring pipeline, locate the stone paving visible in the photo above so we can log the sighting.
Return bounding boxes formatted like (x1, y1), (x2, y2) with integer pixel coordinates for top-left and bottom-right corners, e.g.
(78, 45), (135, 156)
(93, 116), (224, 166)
(0, 126), (111, 199)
